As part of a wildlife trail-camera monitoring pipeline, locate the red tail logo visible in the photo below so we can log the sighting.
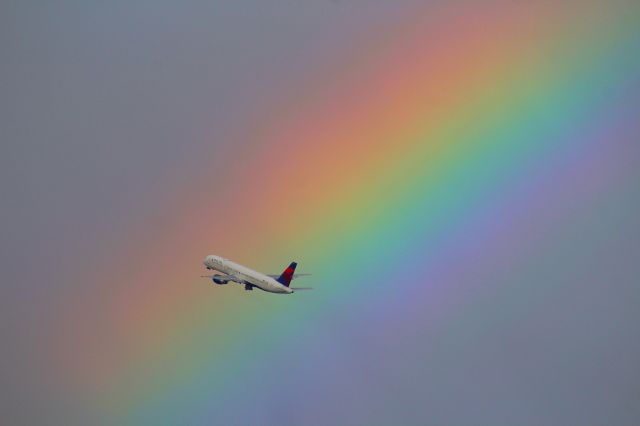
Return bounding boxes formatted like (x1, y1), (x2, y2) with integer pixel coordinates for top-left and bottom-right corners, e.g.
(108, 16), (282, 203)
(276, 262), (297, 287)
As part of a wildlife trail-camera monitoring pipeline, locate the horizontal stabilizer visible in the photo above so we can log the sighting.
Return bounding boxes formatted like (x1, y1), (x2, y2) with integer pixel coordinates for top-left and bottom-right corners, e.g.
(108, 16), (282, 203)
(267, 273), (311, 279)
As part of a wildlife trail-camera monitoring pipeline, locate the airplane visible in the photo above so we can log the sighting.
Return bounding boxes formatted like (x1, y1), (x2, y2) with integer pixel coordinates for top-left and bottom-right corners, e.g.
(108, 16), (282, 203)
(202, 255), (311, 294)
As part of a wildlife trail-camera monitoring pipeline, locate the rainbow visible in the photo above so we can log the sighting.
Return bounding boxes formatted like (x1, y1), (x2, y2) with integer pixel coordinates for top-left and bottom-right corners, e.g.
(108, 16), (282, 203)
(55, 2), (639, 424)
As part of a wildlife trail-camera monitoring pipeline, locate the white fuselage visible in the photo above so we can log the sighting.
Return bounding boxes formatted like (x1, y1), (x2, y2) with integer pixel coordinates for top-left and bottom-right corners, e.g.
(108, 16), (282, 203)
(203, 255), (293, 294)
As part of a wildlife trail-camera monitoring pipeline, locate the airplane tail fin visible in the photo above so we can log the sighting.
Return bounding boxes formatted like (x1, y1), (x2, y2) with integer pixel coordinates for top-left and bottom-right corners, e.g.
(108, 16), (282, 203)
(276, 262), (297, 287)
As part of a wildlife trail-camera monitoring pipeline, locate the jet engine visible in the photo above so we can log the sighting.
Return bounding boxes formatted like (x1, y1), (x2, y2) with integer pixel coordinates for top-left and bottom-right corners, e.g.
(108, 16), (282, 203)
(212, 275), (229, 285)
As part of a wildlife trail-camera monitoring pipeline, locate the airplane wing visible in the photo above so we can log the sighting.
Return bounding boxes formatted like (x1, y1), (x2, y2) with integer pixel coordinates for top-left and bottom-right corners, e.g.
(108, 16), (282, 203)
(200, 274), (246, 284)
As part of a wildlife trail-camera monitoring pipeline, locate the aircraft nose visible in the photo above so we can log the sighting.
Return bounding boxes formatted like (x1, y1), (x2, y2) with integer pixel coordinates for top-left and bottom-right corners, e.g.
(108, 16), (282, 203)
(203, 256), (214, 269)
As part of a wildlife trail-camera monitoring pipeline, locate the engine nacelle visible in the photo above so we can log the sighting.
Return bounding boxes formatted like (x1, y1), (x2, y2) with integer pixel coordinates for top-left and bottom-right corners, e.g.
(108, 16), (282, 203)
(212, 275), (229, 285)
